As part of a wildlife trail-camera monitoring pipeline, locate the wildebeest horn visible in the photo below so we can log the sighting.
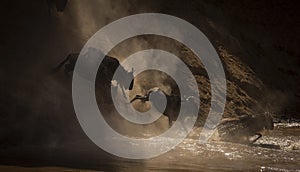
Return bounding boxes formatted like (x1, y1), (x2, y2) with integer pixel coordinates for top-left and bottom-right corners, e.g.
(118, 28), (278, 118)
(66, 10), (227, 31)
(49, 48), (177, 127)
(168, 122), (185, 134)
(130, 95), (147, 103)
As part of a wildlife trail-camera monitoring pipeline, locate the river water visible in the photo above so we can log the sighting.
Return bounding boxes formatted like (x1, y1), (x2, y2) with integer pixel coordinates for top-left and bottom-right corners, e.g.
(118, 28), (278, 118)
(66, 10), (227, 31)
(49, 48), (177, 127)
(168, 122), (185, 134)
(0, 123), (299, 171)
(120, 123), (300, 171)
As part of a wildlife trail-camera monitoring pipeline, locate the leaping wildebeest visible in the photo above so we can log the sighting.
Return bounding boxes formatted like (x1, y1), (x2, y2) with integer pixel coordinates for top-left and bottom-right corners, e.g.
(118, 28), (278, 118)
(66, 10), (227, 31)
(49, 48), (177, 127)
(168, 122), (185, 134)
(52, 52), (134, 101)
(215, 112), (274, 144)
(130, 87), (199, 128)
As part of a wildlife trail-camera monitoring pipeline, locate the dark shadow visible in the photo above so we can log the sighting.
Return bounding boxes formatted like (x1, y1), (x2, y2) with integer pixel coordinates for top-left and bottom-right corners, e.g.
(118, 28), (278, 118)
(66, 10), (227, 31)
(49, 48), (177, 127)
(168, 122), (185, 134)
(0, 141), (146, 171)
(251, 143), (281, 150)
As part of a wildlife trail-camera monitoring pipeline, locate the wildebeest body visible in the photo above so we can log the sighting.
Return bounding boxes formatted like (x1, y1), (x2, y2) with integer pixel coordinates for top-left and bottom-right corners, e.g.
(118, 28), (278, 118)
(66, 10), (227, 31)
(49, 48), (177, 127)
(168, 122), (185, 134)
(216, 112), (274, 144)
(131, 87), (199, 128)
(52, 53), (134, 103)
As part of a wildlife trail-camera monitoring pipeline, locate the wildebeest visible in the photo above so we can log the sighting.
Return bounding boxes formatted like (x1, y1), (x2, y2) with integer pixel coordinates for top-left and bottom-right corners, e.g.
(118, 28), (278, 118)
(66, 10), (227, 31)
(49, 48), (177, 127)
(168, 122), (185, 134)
(52, 52), (134, 101)
(215, 112), (274, 144)
(130, 87), (199, 128)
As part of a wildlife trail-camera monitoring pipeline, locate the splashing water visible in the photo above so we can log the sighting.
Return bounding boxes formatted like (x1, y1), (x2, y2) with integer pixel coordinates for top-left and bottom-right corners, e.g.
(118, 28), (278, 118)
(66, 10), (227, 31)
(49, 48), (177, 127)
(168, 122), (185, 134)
(0, 122), (299, 171)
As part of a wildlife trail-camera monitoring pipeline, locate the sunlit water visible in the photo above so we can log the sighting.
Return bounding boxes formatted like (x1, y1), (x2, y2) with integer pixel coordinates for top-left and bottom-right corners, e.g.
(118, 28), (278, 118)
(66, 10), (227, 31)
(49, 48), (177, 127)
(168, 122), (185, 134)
(0, 123), (299, 171)
(133, 123), (300, 171)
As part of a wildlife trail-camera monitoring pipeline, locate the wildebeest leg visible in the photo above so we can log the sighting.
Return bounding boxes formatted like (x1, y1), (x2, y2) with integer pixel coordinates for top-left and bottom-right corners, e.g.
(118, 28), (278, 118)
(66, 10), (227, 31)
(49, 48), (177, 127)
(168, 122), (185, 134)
(181, 121), (189, 133)
(168, 115), (173, 128)
(120, 86), (128, 100)
(163, 112), (173, 128)
(252, 133), (262, 143)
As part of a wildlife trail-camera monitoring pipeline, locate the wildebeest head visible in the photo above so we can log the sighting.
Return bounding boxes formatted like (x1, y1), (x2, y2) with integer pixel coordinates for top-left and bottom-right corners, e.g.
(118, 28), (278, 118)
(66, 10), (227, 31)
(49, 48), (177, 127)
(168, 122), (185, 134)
(116, 67), (134, 91)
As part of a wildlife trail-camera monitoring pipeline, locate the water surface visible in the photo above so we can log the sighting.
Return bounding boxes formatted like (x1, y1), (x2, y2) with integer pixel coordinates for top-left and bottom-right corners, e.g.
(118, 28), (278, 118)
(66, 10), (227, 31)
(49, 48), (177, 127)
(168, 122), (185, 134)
(0, 123), (299, 171)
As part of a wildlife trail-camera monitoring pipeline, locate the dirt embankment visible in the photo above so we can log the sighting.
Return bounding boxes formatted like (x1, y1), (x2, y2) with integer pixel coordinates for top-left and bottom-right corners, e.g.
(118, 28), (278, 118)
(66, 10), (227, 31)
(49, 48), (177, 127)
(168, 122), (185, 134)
(147, 0), (300, 120)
